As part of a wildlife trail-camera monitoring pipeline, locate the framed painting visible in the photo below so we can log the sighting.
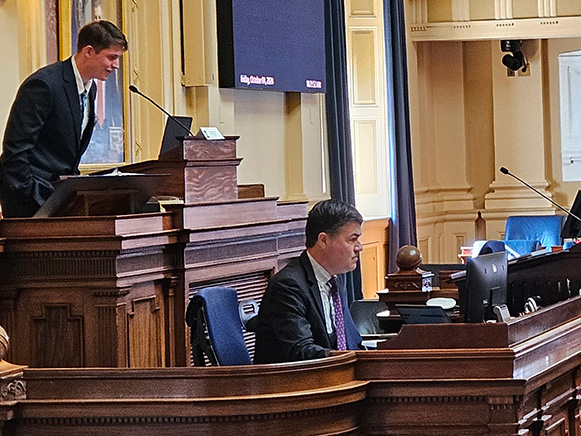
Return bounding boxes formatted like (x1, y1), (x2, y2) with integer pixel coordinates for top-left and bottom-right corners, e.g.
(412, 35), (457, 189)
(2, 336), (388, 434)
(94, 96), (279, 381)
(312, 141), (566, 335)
(59, 0), (126, 166)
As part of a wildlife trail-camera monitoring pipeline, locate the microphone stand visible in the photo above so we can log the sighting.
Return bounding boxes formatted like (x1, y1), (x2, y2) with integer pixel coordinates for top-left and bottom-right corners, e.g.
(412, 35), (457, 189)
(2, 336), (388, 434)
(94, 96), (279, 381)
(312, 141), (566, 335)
(128, 85), (195, 137)
(499, 167), (581, 223)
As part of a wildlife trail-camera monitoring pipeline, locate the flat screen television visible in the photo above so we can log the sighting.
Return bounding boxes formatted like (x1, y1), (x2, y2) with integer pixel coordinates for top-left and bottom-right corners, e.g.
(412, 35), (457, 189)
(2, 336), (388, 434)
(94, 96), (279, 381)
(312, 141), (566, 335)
(463, 252), (508, 323)
(216, 0), (326, 93)
(560, 190), (581, 240)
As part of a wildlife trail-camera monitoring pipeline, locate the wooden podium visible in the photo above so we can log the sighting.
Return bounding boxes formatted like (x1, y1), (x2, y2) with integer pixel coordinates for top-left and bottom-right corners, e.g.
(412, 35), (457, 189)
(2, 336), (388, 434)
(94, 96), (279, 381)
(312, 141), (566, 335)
(0, 212), (178, 368)
(0, 137), (307, 368)
(107, 136), (243, 203)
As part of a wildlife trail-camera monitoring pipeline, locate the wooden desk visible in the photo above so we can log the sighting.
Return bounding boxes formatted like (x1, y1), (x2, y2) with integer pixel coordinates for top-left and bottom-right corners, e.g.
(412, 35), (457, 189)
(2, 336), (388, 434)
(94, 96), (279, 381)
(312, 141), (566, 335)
(355, 295), (581, 435)
(0, 294), (580, 434)
(0, 353), (367, 435)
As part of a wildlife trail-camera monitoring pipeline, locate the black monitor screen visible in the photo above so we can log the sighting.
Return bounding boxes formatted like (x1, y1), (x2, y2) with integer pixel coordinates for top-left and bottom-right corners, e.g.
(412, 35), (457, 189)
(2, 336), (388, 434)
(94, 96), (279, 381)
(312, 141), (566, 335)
(159, 116), (193, 156)
(463, 252), (508, 323)
(216, 0), (326, 93)
(561, 190), (581, 239)
(395, 305), (451, 324)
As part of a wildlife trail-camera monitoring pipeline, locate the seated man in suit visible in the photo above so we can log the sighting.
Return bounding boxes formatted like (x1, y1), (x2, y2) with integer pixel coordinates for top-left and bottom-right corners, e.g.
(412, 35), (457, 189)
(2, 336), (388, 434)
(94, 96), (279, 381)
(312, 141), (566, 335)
(254, 199), (363, 364)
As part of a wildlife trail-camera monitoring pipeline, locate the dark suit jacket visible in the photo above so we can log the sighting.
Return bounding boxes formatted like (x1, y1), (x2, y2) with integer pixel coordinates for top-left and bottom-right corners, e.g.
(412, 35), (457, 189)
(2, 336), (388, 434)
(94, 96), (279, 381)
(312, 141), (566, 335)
(253, 251), (362, 364)
(0, 57), (97, 217)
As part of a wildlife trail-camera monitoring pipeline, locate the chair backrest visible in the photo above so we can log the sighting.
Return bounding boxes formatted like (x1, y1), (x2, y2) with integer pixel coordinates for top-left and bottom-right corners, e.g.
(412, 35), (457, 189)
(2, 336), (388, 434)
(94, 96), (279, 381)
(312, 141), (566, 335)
(477, 240), (506, 256)
(185, 286), (252, 366)
(504, 215), (565, 248)
(474, 239), (541, 258)
(349, 300), (388, 334)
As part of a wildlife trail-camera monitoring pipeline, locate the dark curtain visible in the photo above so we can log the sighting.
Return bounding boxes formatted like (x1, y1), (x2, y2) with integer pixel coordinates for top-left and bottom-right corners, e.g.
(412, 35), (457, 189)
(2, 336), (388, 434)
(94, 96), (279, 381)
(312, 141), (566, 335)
(384, 0), (417, 273)
(325, 0), (362, 304)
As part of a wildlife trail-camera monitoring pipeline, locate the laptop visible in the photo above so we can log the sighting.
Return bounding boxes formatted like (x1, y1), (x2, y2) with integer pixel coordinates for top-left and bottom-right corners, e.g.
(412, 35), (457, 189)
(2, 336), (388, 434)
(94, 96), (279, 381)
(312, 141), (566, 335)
(395, 304), (451, 324)
(159, 116), (193, 155)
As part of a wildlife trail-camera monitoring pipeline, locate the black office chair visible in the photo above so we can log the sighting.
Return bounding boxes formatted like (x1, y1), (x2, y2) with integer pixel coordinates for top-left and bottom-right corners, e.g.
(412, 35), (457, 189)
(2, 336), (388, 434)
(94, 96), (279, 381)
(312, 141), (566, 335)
(185, 286), (252, 366)
(349, 299), (389, 336)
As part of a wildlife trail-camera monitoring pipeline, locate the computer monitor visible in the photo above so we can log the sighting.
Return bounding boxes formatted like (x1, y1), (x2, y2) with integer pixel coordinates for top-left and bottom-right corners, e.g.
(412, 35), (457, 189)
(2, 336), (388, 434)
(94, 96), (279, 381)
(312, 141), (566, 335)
(395, 304), (451, 324)
(561, 190), (581, 239)
(463, 251), (508, 323)
(159, 116), (193, 156)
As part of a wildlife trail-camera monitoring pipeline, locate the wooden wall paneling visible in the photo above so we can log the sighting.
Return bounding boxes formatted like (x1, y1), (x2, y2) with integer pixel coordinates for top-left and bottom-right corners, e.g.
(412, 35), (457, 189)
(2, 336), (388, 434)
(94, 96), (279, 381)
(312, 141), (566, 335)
(574, 400), (581, 436)
(161, 276), (179, 367)
(115, 300), (129, 368)
(360, 218), (389, 298)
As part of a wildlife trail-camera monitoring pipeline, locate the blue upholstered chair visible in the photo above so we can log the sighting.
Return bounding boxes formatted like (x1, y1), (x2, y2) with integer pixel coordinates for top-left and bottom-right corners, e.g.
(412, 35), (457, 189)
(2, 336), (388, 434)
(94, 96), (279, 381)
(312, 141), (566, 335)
(477, 240), (508, 256)
(504, 215), (565, 249)
(185, 286), (252, 366)
(474, 215), (565, 258)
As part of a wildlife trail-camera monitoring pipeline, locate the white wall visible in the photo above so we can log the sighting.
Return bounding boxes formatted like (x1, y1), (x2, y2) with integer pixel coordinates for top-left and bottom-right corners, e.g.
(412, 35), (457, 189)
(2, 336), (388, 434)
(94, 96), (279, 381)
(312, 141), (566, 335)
(230, 89), (287, 198)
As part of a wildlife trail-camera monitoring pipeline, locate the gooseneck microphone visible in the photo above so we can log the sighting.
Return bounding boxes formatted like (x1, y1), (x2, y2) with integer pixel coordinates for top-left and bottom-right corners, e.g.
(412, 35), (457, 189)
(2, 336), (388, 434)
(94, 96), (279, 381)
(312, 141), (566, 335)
(128, 85), (194, 137)
(499, 166), (581, 224)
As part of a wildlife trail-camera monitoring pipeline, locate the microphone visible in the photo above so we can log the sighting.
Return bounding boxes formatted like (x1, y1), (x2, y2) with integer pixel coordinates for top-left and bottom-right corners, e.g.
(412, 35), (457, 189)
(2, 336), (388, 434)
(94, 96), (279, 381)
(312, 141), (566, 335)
(128, 85), (194, 137)
(499, 167), (581, 224)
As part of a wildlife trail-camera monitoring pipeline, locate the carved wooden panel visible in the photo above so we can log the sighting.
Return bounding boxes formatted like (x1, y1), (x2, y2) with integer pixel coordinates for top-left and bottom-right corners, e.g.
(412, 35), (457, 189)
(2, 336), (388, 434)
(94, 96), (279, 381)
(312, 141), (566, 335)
(31, 304), (84, 368)
(127, 295), (164, 368)
(116, 303), (129, 367)
(18, 354), (364, 435)
(181, 138), (237, 161)
(575, 407), (581, 436)
(95, 305), (118, 367)
(4, 251), (117, 278)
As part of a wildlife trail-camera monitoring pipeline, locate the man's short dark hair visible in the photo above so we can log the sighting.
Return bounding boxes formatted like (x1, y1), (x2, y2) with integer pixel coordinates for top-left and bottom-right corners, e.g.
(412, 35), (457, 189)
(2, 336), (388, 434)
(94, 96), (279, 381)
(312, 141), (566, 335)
(305, 199), (363, 248)
(77, 20), (128, 53)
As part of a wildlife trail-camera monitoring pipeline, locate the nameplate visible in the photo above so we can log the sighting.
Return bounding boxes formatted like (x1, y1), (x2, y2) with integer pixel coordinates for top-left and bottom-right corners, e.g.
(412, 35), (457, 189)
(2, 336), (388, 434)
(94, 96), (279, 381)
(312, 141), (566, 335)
(195, 127), (225, 141)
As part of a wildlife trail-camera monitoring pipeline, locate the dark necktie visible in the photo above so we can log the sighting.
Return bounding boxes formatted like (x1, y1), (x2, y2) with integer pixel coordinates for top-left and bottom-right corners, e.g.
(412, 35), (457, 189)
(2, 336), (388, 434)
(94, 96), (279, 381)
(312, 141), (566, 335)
(80, 90), (87, 119)
(328, 277), (346, 350)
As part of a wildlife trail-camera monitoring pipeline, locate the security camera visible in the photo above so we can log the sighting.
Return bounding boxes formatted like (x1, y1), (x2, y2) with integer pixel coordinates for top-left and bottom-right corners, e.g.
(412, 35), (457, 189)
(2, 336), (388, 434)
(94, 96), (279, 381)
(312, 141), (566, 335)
(500, 40), (527, 73)
(500, 40), (521, 53)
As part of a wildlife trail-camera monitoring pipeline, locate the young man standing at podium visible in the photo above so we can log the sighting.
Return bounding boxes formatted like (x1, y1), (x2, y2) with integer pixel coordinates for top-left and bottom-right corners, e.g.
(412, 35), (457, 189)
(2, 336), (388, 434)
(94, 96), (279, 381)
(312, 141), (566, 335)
(0, 20), (128, 218)
(254, 199), (364, 364)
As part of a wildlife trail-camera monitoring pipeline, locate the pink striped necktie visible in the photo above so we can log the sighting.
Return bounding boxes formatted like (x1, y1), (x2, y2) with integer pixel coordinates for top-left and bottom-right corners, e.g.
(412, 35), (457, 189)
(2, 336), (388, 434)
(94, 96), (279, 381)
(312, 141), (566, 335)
(328, 277), (346, 350)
